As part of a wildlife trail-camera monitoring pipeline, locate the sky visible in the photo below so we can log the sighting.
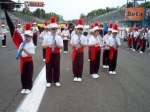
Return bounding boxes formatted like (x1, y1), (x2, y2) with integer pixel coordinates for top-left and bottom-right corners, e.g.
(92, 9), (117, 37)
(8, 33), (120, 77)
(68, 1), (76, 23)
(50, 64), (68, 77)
(12, 0), (145, 20)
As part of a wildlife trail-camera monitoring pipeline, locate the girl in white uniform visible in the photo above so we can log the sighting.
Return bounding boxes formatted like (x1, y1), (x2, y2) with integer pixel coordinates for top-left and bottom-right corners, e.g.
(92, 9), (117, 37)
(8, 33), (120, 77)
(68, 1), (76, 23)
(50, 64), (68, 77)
(0, 22), (8, 47)
(106, 24), (121, 75)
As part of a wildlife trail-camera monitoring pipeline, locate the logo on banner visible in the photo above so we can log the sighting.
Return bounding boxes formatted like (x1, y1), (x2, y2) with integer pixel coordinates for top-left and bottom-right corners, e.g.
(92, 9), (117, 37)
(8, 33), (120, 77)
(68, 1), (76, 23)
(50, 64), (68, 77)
(125, 8), (145, 20)
(25, 1), (44, 7)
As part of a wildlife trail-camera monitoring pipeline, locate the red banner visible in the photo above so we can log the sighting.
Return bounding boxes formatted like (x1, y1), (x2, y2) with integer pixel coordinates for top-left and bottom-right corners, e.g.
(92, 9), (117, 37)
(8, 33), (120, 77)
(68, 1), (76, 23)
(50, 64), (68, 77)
(25, 1), (44, 7)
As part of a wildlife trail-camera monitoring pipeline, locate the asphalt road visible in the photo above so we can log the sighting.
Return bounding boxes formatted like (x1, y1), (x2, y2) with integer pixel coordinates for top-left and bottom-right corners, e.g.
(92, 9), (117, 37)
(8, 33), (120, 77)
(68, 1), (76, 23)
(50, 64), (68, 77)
(0, 34), (150, 112)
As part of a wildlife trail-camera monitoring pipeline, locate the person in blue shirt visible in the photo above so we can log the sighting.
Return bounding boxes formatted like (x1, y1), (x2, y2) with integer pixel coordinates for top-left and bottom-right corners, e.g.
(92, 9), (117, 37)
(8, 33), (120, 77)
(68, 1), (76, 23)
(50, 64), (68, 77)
(104, 22), (108, 36)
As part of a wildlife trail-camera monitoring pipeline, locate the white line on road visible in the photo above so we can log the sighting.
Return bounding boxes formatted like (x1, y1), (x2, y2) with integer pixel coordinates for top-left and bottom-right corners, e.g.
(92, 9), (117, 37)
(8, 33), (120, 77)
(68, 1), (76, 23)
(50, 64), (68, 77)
(16, 66), (46, 112)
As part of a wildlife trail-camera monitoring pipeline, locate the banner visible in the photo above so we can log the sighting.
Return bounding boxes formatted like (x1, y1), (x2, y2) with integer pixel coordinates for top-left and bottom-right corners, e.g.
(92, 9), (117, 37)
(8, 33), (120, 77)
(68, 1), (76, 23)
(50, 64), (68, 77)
(125, 8), (145, 20)
(25, 1), (44, 7)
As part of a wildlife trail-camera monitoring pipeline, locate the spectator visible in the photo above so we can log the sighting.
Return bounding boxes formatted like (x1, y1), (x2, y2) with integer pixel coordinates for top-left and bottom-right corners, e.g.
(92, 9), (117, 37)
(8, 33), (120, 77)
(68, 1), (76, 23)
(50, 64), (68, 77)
(83, 22), (89, 36)
(103, 22), (108, 35)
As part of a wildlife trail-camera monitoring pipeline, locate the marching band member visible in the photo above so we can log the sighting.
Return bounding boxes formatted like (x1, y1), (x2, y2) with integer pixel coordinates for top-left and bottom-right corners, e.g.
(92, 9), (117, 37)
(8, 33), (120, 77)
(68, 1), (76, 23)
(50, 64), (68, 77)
(42, 17), (63, 87)
(136, 29), (147, 53)
(89, 22), (101, 78)
(0, 22), (8, 47)
(127, 28), (133, 49)
(87, 24), (94, 61)
(102, 23), (113, 69)
(106, 24), (121, 75)
(70, 19), (87, 82)
(39, 21), (51, 61)
(19, 23), (35, 94)
(132, 25), (138, 51)
(32, 20), (39, 47)
(16, 21), (22, 34)
(61, 24), (70, 53)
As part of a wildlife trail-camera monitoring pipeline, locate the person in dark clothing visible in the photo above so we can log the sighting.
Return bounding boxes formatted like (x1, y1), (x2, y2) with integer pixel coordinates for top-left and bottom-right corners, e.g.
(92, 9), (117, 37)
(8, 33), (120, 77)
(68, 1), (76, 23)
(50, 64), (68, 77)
(68, 23), (74, 35)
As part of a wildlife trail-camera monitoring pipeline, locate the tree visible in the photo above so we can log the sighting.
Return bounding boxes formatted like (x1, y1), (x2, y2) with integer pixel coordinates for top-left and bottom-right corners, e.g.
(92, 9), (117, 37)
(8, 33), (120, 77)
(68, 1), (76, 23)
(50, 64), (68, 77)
(80, 13), (86, 18)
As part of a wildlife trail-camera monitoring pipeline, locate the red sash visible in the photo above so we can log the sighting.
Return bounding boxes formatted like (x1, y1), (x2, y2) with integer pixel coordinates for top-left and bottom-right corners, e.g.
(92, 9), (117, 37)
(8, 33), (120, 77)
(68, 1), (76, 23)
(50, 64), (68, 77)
(33, 32), (37, 36)
(20, 56), (32, 75)
(45, 47), (60, 63)
(109, 47), (118, 60)
(72, 47), (84, 61)
(91, 46), (101, 61)
(103, 41), (107, 53)
(133, 37), (137, 41)
(88, 46), (91, 50)
(63, 35), (69, 38)
(128, 38), (132, 45)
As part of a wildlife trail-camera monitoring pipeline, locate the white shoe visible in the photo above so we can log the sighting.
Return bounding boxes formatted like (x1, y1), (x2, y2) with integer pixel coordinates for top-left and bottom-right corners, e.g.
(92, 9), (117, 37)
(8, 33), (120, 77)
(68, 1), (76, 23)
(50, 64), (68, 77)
(25, 89), (31, 94)
(43, 59), (45, 61)
(95, 74), (99, 78)
(140, 51), (143, 53)
(130, 48), (133, 50)
(66, 51), (68, 53)
(77, 78), (82, 82)
(74, 77), (78, 81)
(132, 49), (135, 51)
(106, 65), (109, 69)
(55, 82), (61, 87)
(46, 83), (51, 87)
(103, 65), (107, 69)
(91, 74), (98, 79)
(88, 59), (90, 61)
(109, 71), (113, 74)
(35, 46), (36, 48)
(147, 48), (150, 51)
(21, 89), (26, 94)
(2, 46), (4, 47)
(3, 46), (6, 47)
(63, 51), (65, 53)
(112, 71), (116, 74)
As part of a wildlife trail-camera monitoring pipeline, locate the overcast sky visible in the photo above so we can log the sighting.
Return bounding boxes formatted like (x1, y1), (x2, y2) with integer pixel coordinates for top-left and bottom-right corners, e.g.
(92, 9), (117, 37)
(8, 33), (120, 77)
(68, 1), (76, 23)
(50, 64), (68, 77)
(13, 0), (146, 20)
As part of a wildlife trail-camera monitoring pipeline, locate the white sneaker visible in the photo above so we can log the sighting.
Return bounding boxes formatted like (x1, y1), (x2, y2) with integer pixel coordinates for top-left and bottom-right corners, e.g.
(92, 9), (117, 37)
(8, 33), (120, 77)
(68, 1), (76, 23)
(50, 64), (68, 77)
(106, 65), (109, 69)
(55, 82), (61, 87)
(43, 59), (45, 61)
(95, 74), (99, 78)
(2, 46), (4, 47)
(147, 48), (150, 51)
(3, 46), (6, 47)
(112, 71), (116, 74)
(88, 59), (90, 61)
(21, 89), (26, 94)
(46, 83), (51, 87)
(109, 71), (113, 74)
(91, 74), (98, 79)
(25, 89), (31, 94)
(74, 77), (78, 81)
(63, 51), (65, 53)
(35, 46), (37, 48)
(130, 48), (133, 50)
(77, 78), (82, 82)
(132, 49), (135, 51)
(66, 51), (68, 53)
(140, 51), (143, 53)
(103, 65), (107, 69)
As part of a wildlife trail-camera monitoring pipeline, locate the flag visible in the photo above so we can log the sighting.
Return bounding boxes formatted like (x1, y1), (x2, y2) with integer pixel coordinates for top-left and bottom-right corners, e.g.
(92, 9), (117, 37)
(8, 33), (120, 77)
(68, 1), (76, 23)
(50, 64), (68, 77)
(4, 10), (23, 48)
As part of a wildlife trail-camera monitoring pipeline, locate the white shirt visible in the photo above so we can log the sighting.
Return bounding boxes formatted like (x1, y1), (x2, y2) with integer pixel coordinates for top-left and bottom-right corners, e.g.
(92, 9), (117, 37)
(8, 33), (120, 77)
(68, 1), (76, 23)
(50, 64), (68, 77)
(0, 28), (8, 35)
(56, 29), (61, 35)
(107, 36), (121, 46)
(89, 36), (101, 47)
(133, 31), (139, 37)
(141, 33), (147, 39)
(148, 30), (150, 38)
(70, 34), (87, 48)
(129, 32), (133, 38)
(42, 34), (63, 47)
(71, 30), (76, 37)
(21, 34), (25, 41)
(17, 28), (22, 34)
(61, 30), (70, 39)
(32, 27), (39, 33)
(87, 34), (93, 41)
(19, 41), (35, 57)
(103, 34), (112, 44)
(39, 31), (51, 38)
(84, 25), (89, 33)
